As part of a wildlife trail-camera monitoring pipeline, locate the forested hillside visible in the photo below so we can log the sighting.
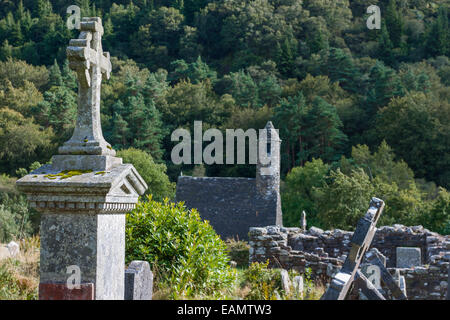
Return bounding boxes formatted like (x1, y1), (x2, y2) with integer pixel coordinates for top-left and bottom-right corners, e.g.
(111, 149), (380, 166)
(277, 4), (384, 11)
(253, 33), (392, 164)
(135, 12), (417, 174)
(0, 0), (449, 235)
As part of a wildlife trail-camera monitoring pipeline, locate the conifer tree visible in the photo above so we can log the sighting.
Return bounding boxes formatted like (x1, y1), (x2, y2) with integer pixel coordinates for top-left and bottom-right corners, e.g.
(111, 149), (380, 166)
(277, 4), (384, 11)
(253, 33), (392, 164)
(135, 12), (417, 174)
(426, 6), (449, 57)
(48, 59), (62, 88)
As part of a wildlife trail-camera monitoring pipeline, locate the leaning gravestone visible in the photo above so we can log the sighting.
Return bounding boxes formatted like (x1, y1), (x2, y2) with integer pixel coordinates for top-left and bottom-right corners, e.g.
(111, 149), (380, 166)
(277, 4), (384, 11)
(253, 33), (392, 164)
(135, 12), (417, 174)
(321, 197), (385, 300)
(16, 17), (147, 300)
(396, 247), (421, 268)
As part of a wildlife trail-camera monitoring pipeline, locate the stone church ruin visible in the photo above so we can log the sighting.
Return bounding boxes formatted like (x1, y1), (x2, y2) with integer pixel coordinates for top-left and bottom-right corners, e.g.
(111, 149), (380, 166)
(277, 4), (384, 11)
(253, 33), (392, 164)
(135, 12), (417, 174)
(176, 122), (283, 240)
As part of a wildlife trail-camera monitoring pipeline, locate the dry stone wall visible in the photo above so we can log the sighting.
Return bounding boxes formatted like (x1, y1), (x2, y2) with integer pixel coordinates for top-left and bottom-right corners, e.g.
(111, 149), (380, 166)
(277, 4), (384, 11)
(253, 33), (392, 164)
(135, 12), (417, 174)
(249, 225), (450, 300)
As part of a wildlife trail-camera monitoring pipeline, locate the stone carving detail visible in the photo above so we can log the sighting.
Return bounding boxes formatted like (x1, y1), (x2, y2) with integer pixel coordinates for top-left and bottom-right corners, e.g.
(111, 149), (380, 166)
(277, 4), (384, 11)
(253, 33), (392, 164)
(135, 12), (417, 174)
(60, 17), (114, 157)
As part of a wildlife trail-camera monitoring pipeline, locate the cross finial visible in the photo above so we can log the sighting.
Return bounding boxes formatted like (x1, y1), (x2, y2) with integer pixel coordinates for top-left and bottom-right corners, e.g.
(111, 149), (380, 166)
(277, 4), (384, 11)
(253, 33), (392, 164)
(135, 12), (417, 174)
(59, 17), (114, 156)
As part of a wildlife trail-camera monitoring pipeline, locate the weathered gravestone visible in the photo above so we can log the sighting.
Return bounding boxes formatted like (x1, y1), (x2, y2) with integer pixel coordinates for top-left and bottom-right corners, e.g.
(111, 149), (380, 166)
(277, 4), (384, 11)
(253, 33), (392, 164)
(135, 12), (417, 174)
(125, 261), (153, 300)
(16, 17), (147, 300)
(321, 197), (385, 300)
(321, 198), (408, 300)
(396, 247), (421, 268)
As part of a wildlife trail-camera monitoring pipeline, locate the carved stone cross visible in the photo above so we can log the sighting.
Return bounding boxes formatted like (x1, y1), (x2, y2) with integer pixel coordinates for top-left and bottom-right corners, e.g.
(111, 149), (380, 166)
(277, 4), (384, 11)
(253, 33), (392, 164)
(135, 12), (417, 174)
(59, 17), (114, 156)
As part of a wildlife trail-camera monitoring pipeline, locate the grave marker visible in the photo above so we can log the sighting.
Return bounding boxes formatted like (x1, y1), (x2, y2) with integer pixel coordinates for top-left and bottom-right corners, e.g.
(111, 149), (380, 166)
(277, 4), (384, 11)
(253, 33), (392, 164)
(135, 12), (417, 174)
(396, 247), (421, 268)
(16, 17), (147, 300)
(321, 197), (384, 300)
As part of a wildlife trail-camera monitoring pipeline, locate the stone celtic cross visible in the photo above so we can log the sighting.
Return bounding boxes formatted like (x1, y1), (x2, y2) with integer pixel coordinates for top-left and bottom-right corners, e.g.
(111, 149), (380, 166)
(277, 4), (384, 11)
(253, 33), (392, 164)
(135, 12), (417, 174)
(16, 17), (148, 300)
(60, 17), (113, 156)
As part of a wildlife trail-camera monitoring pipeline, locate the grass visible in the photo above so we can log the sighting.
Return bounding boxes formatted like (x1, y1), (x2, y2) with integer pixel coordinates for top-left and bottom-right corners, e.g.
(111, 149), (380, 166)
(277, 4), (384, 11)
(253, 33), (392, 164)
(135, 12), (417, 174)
(0, 236), (39, 300)
(0, 236), (325, 300)
(151, 263), (325, 300)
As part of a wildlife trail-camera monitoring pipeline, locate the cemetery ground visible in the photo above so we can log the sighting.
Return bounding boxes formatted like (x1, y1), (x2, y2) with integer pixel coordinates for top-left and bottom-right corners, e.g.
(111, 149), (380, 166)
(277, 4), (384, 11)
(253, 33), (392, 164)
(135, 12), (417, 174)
(0, 235), (324, 300)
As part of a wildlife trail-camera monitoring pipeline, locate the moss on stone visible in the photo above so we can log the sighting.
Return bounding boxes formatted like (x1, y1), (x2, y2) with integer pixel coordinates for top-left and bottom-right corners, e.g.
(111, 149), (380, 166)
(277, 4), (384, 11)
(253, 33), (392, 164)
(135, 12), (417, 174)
(44, 170), (93, 180)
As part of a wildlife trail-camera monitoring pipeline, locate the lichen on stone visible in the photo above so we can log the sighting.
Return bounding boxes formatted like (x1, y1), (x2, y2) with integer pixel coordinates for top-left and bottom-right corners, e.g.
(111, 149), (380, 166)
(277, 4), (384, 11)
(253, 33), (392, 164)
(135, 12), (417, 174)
(44, 170), (93, 180)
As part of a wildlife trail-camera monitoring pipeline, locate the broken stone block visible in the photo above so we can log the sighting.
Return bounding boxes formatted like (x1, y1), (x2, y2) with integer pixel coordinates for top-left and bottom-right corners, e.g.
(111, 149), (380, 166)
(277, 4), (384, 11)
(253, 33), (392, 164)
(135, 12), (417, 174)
(308, 226), (324, 237)
(293, 275), (304, 299)
(7, 241), (19, 257)
(280, 269), (291, 296)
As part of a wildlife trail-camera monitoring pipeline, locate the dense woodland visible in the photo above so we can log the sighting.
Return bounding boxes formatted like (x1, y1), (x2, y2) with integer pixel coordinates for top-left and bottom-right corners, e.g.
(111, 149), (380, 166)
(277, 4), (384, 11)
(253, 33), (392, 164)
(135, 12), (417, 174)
(0, 0), (449, 238)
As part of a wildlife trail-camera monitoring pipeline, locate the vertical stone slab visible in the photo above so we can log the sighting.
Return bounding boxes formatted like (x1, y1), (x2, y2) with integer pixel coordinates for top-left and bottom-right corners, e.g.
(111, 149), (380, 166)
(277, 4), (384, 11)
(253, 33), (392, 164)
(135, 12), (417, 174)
(96, 214), (126, 300)
(396, 247), (421, 268)
(125, 261), (153, 300)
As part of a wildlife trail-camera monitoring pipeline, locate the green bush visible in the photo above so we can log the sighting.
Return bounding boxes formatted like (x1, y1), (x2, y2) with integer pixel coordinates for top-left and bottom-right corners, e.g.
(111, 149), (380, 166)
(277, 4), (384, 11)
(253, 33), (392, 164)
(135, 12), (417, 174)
(243, 261), (282, 300)
(117, 148), (175, 201)
(0, 174), (39, 242)
(225, 239), (250, 268)
(125, 196), (236, 299)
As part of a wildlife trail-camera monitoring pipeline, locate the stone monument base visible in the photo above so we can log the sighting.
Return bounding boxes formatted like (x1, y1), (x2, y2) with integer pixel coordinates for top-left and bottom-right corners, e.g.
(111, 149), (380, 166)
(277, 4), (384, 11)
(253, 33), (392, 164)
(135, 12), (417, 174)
(51, 154), (122, 171)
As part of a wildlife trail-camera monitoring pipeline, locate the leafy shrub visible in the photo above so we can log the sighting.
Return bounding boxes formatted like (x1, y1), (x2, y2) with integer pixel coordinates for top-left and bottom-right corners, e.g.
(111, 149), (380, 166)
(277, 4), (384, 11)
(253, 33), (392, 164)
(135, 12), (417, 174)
(125, 196), (236, 299)
(225, 239), (250, 268)
(117, 148), (175, 201)
(243, 261), (282, 300)
(0, 236), (39, 300)
(0, 193), (39, 243)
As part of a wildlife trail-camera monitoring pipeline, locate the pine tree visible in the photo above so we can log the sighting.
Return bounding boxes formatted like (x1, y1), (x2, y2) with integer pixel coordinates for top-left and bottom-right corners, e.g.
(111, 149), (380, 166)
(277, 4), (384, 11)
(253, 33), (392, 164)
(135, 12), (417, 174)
(304, 97), (347, 162)
(10, 20), (23, 46)
(48, 59), (63, 88)
(425, 6), (449, 57)
(37, 0), (53, 18)
(377, 22), (395, 66)
(385, 0), (404, 46)
(61, 60), (77, 90)
(274, 93), (308, 168)
(366, 61), (404, 116)
(327, 48), (361, 94)
(110, 111), (130, 149)
(0, 40), (13, 60)
(276, 36), (296, 78)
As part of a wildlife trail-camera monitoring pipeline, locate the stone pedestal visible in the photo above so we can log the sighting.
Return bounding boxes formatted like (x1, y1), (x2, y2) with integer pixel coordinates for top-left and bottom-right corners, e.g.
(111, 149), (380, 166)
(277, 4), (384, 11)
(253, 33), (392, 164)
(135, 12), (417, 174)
(17, 163), (147, 300)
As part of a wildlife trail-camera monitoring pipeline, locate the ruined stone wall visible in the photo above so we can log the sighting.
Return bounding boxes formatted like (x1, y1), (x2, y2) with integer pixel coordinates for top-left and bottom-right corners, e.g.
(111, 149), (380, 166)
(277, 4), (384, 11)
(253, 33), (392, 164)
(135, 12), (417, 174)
(248, 226), (343, 283)
(249, 225), (450, 300)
